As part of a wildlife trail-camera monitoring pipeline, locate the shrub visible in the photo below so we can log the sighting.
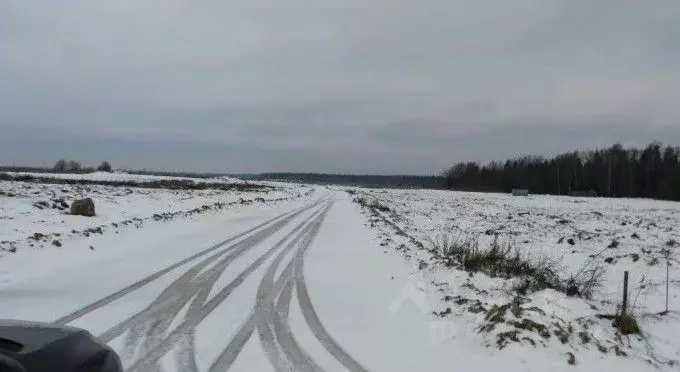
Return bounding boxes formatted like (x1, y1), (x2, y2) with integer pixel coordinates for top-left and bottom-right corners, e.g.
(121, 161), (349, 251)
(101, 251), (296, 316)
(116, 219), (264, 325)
(433, 232), (606, 299)
(430, 234), (477, 267)
(432, 234), (562, 294)
(566, 263), (606, 299)
(613, 313), (640, 335)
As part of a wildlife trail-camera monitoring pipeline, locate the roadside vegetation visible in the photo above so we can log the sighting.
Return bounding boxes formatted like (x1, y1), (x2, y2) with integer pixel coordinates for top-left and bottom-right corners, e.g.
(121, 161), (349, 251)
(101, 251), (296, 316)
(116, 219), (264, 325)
(422, 231), (607, 301)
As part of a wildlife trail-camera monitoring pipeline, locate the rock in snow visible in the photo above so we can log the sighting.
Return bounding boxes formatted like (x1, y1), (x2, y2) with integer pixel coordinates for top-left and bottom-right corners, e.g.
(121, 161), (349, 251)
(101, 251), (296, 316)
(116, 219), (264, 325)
(70, 198), (96, 217)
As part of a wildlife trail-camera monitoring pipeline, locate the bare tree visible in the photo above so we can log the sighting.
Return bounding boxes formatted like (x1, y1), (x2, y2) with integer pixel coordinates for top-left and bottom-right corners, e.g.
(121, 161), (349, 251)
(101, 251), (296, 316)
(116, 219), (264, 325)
(97, 161), (112, 172)
(53, 159), (68, 172)
(67, 160), (81, 172)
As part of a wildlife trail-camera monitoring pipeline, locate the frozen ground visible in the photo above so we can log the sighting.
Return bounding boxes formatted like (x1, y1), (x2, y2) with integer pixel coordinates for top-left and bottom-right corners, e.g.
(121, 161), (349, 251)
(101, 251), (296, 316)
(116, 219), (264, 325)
(350, 187), (680, 371)
(1, 174), (679, 372)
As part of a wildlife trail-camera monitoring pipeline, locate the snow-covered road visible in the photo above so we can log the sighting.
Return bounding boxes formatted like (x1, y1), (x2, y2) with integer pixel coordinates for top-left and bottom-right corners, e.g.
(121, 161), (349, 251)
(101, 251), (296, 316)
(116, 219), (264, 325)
(2, 191), (434, 372)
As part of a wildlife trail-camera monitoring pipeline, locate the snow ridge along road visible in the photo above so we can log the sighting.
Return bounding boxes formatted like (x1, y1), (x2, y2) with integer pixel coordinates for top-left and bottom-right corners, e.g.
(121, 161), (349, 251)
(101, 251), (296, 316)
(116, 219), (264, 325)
(50, 197), (368, 372)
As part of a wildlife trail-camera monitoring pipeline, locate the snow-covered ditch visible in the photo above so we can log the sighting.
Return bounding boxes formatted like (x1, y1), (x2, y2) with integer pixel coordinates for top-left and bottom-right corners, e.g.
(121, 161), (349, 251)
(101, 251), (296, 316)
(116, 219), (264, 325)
(0, 172), (311, 257)
(350, 188), (680, 371)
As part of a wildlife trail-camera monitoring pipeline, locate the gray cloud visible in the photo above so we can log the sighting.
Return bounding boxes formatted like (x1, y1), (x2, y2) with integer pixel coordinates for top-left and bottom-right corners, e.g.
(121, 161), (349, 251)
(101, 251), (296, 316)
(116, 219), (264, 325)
(1, 0), (679, 174)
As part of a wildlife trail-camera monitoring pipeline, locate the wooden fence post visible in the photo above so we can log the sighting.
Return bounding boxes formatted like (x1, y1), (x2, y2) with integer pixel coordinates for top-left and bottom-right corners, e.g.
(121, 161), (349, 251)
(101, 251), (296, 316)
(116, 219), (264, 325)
(622, 271), (629, 315)
(666, 254), (670, 314)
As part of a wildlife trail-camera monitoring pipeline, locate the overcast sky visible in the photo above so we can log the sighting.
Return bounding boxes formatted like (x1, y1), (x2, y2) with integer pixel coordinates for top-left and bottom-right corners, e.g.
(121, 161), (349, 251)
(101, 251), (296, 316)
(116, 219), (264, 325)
(1, 1), (679, 174)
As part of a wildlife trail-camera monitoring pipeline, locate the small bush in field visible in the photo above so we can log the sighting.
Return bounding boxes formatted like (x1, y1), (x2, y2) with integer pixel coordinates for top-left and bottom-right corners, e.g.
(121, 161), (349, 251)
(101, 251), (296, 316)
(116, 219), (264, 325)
(432, 234), (562, 294)
(432, 232), (603, 299)
(613, 313), (640, 335)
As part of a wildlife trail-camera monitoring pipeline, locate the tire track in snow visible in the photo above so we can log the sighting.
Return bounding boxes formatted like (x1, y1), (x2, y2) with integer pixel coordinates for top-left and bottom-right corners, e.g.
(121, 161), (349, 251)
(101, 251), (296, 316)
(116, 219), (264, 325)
(267, 269), (324, 372)
(257, 225), (326, 372)
(97, 200), (320, 343)
(209, 201), (369, 372)
(258, 222), (332, 372)
(260, 198), (368, 372)
(207, 202), (332, 372)
(53, 202), (315, 326)
(171, 205), (325, 372)
(116, 202), (324, 371)
(107, 201), (320, 370)
(294, 239), (370, 372)
(205, 259), (294, 371)
(126, 202), (331, 372)
(171, 205), (328, 372)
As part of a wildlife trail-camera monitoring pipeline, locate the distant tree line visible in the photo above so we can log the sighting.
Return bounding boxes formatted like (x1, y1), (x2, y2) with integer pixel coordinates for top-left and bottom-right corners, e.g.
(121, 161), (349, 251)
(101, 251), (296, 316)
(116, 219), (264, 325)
(442, 142), (680, 200)
(0, 160), (113, 174)
(248, 173), (444, 189)
(123, 169), (220, 179)
(52, 159), (112, 173)
(3, 142), (678, 201)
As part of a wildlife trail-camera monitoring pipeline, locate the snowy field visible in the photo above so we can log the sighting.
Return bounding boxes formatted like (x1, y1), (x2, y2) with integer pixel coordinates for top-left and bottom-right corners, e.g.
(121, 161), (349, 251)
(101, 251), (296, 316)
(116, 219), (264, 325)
(350, 188), (680, 371)
(0, 172), (310, 260)
(1, 174), (679, 372)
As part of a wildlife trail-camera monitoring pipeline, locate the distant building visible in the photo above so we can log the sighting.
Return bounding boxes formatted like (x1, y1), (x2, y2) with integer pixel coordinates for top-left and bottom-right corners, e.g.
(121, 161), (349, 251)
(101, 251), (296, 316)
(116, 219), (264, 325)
(511, 189), (529, 196)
